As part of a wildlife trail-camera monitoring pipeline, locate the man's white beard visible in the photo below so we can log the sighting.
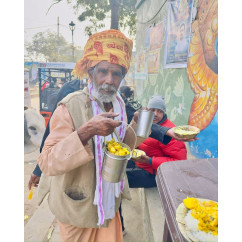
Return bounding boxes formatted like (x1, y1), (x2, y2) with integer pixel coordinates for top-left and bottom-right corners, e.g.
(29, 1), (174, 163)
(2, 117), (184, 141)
(93, 80), (118, 103)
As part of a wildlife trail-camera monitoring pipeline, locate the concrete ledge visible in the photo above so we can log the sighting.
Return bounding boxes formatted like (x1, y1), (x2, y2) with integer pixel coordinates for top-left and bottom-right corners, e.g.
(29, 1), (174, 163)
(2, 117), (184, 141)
(24, 197), (55, 242)
(138, 187), (165, 242)
(145, 187), (165, 242)
(138, 188), (154, 241)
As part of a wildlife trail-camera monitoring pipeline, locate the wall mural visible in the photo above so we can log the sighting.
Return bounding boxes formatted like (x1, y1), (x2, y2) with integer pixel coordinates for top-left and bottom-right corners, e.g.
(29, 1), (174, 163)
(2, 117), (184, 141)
(187, 0), (218, 158)
(134, 0), (218, 159)
(125, 52), (136, 87)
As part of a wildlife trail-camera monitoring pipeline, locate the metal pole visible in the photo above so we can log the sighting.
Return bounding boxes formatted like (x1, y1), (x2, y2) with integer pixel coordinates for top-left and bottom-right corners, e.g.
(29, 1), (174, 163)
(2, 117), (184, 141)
(69, 21), (75, 63)
(72, 29), (74, 62)
(38, 68), (42, 112)
(57, 17), (60, 61)
(57, 17), (59, 38)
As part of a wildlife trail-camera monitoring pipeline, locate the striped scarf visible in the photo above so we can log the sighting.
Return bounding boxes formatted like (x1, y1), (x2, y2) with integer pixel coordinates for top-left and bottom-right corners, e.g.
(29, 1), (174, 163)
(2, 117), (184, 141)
(88, 82), (126, 226)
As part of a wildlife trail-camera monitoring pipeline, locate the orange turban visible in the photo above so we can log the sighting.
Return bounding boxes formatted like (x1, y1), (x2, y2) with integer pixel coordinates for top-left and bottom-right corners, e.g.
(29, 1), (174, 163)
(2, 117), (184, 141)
(72, 29), (133, 79)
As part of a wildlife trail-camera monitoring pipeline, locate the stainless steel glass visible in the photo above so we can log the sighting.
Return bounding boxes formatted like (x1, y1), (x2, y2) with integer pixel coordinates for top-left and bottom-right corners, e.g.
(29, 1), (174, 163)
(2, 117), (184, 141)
(136, 110), (154, 138)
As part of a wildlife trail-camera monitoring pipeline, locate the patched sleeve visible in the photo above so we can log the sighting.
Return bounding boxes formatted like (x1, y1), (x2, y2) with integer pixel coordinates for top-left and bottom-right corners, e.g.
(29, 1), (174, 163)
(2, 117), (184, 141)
(38, 104), (94, 176)
(150, 123), (172, 145)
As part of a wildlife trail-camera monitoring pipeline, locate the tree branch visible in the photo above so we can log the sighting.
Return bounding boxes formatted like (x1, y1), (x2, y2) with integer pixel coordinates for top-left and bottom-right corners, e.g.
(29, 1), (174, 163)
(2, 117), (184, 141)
(45, 0), (63, 15)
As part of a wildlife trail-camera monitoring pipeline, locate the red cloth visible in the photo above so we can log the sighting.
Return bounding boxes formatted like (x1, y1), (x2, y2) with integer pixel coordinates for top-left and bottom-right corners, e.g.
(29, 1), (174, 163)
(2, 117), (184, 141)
(41, 81), (49, 91)
(136, 118), (187, 175)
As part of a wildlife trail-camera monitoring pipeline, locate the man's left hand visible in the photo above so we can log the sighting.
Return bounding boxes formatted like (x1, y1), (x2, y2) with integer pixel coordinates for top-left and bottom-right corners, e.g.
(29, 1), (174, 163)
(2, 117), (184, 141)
(132, 155), (150, 164)
(28, 174), (40, 190)
(133, 111), (139, 123)
(166, 127), (199, 142)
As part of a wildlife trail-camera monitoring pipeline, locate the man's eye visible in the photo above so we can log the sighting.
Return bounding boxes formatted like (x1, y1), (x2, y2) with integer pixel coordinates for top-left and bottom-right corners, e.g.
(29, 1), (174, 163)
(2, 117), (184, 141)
(113, 72), (122, 77)
(99, 69), (107, 74)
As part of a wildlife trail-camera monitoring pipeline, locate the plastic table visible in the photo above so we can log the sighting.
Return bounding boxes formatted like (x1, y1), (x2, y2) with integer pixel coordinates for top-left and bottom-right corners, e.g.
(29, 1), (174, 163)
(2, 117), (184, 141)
(156, 158), (218, 242)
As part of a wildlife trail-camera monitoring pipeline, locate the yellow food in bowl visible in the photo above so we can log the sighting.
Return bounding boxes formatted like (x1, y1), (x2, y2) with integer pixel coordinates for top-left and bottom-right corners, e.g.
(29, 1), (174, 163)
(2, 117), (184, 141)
(131, 149), (146, 159)
(106, 138), (130, 156)
(174, 125), (200, 139)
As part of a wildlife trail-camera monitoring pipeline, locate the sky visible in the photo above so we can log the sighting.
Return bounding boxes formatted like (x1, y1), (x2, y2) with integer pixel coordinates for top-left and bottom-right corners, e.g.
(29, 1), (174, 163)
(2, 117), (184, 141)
(24, 0), (110, 48)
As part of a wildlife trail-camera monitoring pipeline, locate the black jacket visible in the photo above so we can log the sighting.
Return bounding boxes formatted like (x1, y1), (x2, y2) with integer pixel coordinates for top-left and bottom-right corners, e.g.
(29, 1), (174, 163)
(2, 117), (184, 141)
(33, 79), (81, 176)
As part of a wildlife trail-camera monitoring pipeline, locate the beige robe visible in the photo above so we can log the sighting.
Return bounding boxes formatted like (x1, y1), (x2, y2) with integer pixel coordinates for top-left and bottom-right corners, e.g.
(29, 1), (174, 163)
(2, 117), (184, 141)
(58, 212), (122, 242)
(38, 104), (123, 242)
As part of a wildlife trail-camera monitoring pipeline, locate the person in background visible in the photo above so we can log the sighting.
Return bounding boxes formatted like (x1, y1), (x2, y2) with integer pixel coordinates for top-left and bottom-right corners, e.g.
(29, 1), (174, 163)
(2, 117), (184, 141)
(57, 78), (66, 88)
(28, 78), (82, 190)
(119, 95), (188, 232)
(48, 77), (57, 88)
(126, 95), (187, 188)
(119, 86), (142, 124)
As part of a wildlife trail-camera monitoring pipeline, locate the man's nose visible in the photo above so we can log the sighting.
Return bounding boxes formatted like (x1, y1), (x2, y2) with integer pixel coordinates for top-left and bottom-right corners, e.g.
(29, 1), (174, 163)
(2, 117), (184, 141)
(153, 110), (158, 116)
(104, 72), (114, 85)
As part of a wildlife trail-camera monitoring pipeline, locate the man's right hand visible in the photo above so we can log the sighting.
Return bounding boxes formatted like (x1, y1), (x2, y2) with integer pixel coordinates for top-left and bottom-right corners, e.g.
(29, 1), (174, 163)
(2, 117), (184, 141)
(89, 112), (122, 136)
(166, 127), (199, 142)
(28, 174), (40, 190)
(77, 112), (122, 145)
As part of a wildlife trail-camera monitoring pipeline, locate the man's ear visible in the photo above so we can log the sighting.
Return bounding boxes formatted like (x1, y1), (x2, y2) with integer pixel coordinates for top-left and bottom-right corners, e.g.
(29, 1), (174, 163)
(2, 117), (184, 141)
(88, 71), (94, 82)
(88, 67), (95, 82)
(89, 74), (93, 82)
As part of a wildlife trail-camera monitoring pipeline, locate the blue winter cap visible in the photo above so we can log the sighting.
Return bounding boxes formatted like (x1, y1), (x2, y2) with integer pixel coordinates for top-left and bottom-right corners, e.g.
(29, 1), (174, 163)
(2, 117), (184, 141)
(147, 95), (166, 113)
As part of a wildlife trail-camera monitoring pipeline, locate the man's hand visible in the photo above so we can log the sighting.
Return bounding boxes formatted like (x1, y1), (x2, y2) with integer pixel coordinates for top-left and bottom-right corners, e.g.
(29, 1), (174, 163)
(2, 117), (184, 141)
(77, 112), (122, 145)
(88, 112), (122, 136)
(133, 111), (139, 123)
(166, 127), (199, 142)
(132, 155), (150, 164)
(28, 174), (40, 190)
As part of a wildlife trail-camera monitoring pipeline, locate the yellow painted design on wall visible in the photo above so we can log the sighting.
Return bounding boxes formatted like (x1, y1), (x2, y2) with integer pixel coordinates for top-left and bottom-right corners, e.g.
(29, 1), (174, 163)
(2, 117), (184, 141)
(187, 0), (218, 131)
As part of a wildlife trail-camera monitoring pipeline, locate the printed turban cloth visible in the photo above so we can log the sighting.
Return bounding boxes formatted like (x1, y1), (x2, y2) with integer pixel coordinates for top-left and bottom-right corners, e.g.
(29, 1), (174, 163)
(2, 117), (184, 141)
(72, 29), (133, 79)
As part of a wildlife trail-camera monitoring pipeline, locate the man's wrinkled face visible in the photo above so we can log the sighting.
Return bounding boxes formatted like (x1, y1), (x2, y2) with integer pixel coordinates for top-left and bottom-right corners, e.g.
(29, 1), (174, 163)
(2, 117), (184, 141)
(90, 61), (124, 103)
(149, 108), (164, 124)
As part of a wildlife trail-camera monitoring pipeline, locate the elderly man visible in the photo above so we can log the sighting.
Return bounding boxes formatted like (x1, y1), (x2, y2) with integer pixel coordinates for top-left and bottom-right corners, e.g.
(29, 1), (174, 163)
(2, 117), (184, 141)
(127, 95), (187, 188)
(37, 29), (139, 242)
(37, 30), (195, 242)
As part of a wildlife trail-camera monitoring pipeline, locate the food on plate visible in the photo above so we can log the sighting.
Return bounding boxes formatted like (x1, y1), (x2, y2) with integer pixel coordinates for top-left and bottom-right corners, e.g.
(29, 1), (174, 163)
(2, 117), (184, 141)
(131, 149), (146, 160)
(174, 125), (200, 139)
(106, 138), (129, 156)
(176, 197), (218, 242)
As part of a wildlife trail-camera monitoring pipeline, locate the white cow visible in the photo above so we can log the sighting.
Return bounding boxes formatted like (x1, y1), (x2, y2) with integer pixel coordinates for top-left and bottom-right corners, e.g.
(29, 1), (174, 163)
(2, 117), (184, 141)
(24, 108), (45, 154)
